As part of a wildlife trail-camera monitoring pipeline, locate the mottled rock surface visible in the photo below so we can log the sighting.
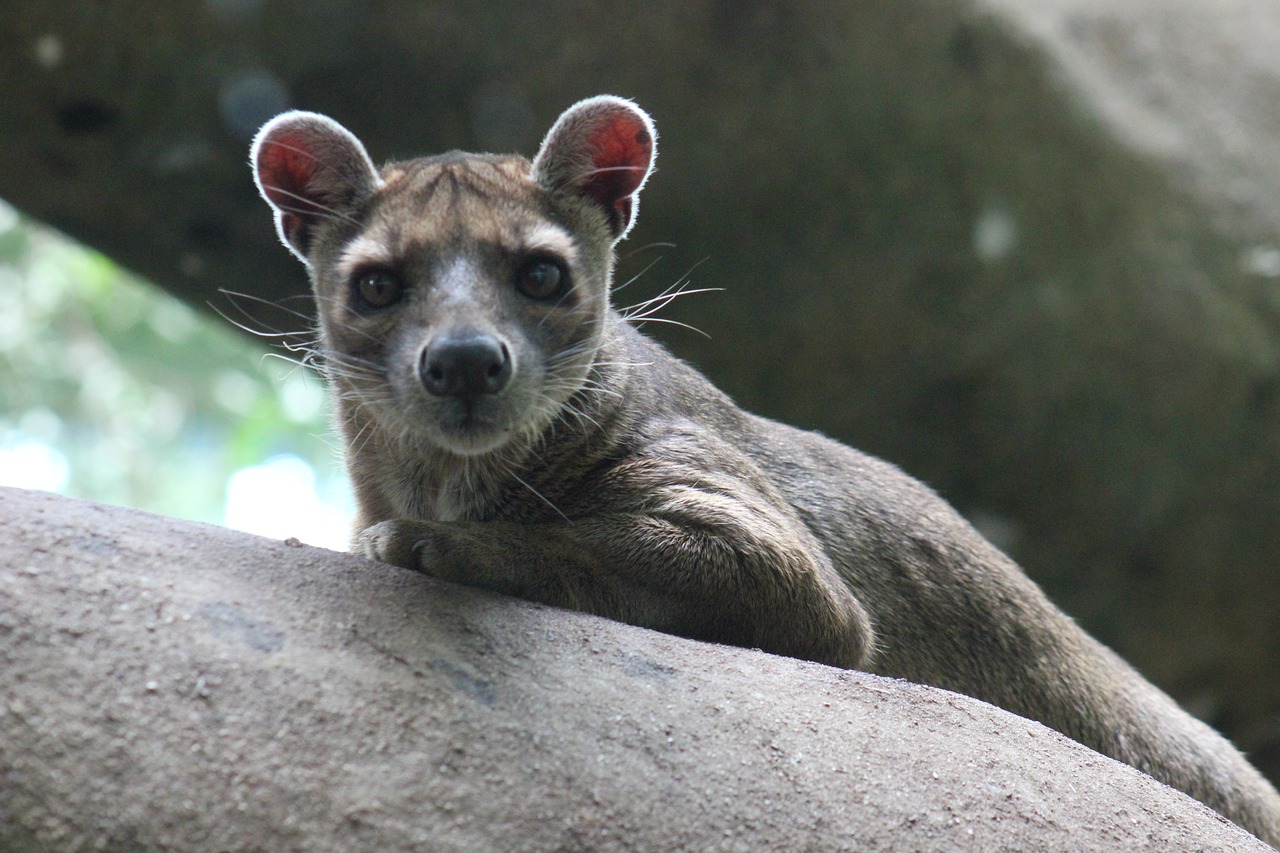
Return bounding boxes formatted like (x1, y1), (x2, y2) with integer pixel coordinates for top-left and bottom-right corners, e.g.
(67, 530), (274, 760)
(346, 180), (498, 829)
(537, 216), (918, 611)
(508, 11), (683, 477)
(0, 487), (1272, 851)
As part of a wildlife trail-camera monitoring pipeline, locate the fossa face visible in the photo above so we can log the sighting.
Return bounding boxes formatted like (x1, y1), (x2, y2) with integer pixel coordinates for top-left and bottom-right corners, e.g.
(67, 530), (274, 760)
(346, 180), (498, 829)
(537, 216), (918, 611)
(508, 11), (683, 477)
(253, 98), (654, 459)
(309, 153), (611, 457)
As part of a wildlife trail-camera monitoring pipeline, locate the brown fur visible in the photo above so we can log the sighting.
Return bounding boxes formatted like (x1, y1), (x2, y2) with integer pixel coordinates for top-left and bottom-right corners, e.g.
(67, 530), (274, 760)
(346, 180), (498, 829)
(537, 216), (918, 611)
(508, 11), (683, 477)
(253, 97), (1280, 846)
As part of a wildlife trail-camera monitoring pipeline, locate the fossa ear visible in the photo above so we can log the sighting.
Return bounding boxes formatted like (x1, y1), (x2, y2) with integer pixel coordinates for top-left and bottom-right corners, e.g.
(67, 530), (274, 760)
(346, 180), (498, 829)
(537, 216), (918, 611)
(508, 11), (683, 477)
(251, 111), (381, 264)
(532, 95), (657, 241)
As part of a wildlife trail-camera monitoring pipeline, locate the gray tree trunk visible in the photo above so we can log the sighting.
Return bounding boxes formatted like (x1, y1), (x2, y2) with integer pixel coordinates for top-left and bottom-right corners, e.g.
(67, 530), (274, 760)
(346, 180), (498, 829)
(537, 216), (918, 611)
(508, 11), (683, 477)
(0, 486), (1271, 852)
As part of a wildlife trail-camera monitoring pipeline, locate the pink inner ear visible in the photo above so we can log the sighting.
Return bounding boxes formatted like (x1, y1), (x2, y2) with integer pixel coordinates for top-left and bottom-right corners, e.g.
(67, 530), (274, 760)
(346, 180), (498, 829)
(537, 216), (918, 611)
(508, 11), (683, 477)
(256, 128), (330, 215)
(582, 112), (654, 214)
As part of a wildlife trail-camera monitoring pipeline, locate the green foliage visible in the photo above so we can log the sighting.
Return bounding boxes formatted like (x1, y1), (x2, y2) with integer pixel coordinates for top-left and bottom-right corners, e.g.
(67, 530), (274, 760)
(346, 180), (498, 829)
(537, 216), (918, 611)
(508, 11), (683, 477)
(0, 202), (351, 542)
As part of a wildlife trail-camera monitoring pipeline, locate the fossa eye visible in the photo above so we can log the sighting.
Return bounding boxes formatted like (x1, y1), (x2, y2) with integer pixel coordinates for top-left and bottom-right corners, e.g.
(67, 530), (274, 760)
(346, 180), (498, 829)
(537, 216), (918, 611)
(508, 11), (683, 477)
(353, 269), (404, 310)
(515, 258), (569, 301)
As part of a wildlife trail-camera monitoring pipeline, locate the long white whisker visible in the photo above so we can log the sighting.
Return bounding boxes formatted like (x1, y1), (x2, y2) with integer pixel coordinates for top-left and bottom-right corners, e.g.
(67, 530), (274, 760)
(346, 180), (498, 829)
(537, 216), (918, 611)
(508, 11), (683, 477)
(623, 286), (724, 318)
(611, 255), (666, 297)
(618, 241), (677, 261)
(627, 316), (712, 338)
(259, 179), (363, 229)
(576, 164), (647, 181)
(509, 471), (571, 523)
(218, 287), (317, 319)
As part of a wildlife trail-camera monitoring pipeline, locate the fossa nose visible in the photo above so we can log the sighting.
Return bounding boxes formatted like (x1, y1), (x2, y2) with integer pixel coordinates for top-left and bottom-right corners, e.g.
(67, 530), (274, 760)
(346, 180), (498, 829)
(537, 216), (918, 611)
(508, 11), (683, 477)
(419, 330), (513, 397)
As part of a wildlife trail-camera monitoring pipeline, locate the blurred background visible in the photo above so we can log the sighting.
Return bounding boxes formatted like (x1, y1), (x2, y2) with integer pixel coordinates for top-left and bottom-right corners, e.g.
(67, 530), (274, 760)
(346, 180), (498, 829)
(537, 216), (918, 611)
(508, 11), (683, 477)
(0, 205), (353, 549)
(2, 1), (1278, 783)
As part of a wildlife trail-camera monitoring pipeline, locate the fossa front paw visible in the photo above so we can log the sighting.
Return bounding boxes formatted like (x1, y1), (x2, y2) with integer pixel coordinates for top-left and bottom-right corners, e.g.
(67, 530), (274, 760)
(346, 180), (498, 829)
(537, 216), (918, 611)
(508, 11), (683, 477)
(354, 520), (431, 569)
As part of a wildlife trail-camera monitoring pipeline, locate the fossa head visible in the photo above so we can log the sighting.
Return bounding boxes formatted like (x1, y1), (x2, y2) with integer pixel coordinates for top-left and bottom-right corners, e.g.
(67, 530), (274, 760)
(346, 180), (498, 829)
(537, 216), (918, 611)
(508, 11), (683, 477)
(251, 96), (656, 457)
